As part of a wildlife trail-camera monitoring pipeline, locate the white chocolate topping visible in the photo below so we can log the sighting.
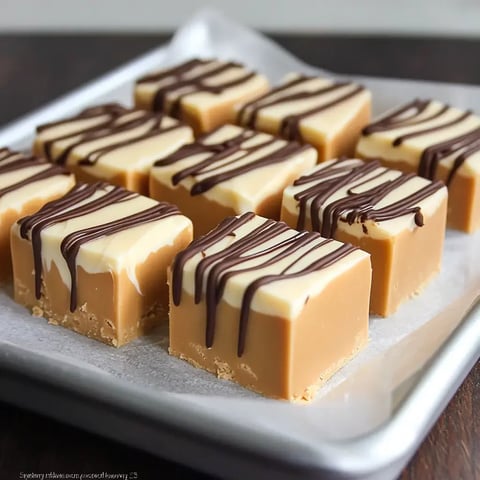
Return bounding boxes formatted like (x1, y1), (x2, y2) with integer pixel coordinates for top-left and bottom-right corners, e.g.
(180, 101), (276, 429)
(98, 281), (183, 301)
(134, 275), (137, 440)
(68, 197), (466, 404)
(282, 158), (447, 239)
(34, 104), (193, 181)
(237, 74), (371, 140)
(151, 124), (317, 212)
(14, 183), (192, 295)
(178, 213), (369, 321)
(356, 99), (480, 179)
(0, 148), (75, 215)
(135, 59), (269, 113)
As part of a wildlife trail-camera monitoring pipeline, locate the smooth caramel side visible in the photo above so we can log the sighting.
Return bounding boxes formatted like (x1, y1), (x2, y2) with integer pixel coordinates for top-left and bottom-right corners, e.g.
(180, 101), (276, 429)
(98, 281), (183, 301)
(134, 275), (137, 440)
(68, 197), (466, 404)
(281, 194), (447, 316)
(168, 254), (371, 401)
(11, 224), (192, 346)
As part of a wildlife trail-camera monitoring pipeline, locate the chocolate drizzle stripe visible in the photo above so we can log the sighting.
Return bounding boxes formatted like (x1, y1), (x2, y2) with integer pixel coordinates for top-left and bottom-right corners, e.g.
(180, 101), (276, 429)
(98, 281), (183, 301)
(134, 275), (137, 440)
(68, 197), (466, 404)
(136, 59), (259, 115)
(361, 99), (480, 183)
(37, 104), (185, 166)
(236, 75), (365, 143)
(0, 150), (71, 199)
(362, 99), (445, 136)
(291, 159), (444, 236)
(60, 202), (179, 311)
(155, 127), (310, 195)
(171, 213), (358, 357)
(18, 183), (177, 308)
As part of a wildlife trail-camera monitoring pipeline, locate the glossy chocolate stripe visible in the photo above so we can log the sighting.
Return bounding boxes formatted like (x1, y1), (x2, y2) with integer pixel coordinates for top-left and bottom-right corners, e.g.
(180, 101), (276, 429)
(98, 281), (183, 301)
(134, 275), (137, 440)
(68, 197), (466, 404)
(38, 105), (186, 167)
(292, 159), (443, 236)
(136, 59), (257, 115)
(171, 213), (358, 357)
(155, 127), (310, 195)
(18, 183), (136, 300)
(361, 99), (480, 183)
(60, 202), (179, 311)
(0, 164), (69, 199)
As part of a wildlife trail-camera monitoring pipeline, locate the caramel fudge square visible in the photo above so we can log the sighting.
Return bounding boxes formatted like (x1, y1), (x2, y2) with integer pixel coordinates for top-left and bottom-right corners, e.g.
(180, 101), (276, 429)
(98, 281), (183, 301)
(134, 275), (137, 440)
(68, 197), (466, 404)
(356, 99), (480, 233)
(11, 183), (193, 347)
(0, 148), (75, 283)
(168, 212), (371, 401)
(237, 74), (371, 162)
(281, 158), (448, 316)
(134, 58), (270, 134)
(34, 103), (193, 195)
(150, 124), (317, 237)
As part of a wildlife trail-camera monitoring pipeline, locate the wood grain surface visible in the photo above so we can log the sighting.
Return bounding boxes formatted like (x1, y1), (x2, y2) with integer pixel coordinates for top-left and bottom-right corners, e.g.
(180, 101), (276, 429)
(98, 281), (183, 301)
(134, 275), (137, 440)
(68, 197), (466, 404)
(0, 34), (479, 480)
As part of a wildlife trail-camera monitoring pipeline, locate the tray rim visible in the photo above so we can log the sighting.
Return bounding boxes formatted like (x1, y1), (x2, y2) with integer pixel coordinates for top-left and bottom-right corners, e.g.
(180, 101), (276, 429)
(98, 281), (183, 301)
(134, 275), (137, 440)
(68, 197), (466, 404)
(0, 27), (479, 479)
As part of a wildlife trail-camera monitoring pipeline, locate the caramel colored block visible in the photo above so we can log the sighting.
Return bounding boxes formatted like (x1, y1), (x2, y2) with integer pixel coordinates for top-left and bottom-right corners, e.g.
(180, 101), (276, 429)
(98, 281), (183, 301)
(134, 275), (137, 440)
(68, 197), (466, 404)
(134, 59), (270, 134)
(34, 104), (193, 195)
(237, 74), (371, 162)
(356, 99), (480, 233)
(168, 212), (371, 401)
(281, 158), (448, 316)
(150, 124), (317, 237)
(11, 182), (193, 347)
(0, 148), (75, 283)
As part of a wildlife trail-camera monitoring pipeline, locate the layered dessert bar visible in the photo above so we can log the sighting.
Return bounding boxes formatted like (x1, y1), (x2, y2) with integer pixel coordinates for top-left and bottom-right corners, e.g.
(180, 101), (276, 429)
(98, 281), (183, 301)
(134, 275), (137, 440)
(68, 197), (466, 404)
(237, 74), (371, 161)
(134, 59), (270, 134)
(0, 148), (75, 283)
(168, 212), (371, 401)
(150, 124), (317, 237)
(281, 158), (448, 316)
(34, 103), (193, 195)
(11, 182), (193, 346)
(356, 99), (480, 232)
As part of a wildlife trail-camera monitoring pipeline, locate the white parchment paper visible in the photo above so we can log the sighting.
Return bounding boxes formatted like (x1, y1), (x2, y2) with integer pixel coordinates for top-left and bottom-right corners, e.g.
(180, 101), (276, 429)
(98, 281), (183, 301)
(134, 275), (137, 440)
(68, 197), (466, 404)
(0, 9), (479, 442)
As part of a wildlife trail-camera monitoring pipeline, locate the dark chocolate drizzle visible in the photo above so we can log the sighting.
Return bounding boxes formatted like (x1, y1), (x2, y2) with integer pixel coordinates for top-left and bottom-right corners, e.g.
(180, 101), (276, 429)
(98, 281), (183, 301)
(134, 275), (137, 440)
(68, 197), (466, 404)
(291, 158), (444, 236)
(237, 75), (365, 142)
(136, 59), (257, 115)
(171, 212), (358, 356)
(18, 183), (180, 312)
(0, 148), (70, 198)
(154, 127), (311, 195)
(37, 104), (185, 166)
(361, 99), (480, 184)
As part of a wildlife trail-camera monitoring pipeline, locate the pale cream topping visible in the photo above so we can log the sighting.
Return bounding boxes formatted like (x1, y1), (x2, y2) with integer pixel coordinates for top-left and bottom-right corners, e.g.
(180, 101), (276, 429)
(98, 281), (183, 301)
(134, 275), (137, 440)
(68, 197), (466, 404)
(356, 100), (480, 177)
(181, 214), (369, 320)
(12, 185), (192, 294)
(151, 124), (317, 212)
(238, 75), (371, 139)
(35, 109), (193, 180)
(282, 158), (448, 239)
(0, 162), (75, 215)
(136, 60), (270, 111)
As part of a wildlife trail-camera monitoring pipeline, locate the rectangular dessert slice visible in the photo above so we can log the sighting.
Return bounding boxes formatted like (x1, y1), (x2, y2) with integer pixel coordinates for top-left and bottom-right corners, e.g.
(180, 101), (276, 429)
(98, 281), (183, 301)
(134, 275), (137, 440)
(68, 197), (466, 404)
(356, 99), (480, 232)
(33, 103), (193, 195)
(237, 74), (371, 161)
(168, 212), (371, 401)
(149, 124), (317, 237)
(134, 58), (270, 134)
(11, 182), (193, 347)
(0, 148), (75, 283)
(281, 158), (448, 316)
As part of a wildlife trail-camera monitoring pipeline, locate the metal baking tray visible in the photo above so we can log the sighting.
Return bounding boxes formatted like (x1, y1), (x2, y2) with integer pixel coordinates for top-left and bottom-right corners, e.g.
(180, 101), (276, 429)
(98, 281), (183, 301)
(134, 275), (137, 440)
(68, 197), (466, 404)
(0, 9), (479, 480)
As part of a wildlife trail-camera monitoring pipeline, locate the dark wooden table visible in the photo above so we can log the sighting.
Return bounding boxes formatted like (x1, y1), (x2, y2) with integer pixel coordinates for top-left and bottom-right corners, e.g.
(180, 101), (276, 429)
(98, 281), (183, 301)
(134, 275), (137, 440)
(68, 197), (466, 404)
(0, 34), (479, 480)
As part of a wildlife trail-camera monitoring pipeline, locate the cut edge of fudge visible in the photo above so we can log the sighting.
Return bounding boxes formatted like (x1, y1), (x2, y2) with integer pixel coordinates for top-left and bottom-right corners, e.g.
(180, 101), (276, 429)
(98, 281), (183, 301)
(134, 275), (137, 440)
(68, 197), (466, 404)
(236, 74), (372, 161)
(149, 124), (317, 237)
(281, 157), (448, 316)
(134, 58), (270, 133)
(168, 212), (371, 401)
(0, 147), (75, 283)
(11, 182), (193, 347)
(356, 98), (480, 233)
(33, 103), (194, 195)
